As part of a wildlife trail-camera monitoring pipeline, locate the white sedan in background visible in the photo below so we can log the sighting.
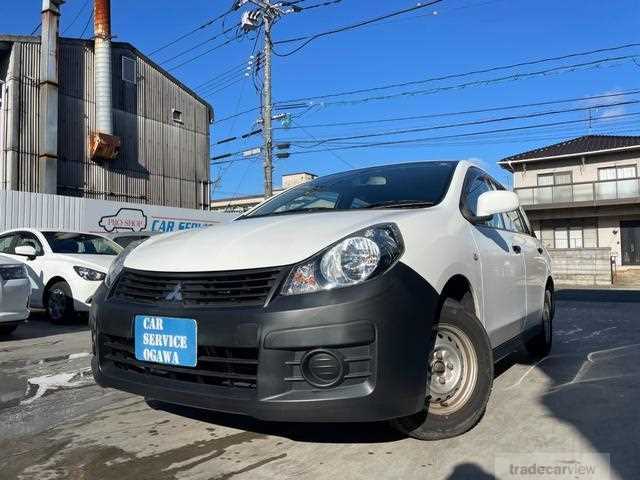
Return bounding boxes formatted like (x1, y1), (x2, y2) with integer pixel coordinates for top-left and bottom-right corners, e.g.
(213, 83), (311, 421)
(0, 229), (122, 323)
(0, 254), (30, 335)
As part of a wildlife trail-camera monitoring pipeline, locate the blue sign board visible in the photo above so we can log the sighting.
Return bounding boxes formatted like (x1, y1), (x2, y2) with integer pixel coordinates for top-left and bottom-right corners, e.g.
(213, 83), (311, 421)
(134, 315), (198, 367)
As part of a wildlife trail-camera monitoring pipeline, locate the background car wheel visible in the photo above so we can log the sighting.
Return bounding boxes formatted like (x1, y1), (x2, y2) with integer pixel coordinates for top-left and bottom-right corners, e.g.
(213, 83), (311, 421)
(46, 281), (75, 324)
(390, 298), (494, 440)
(0, 324), (19, 336)
(525, 289), (553, 358)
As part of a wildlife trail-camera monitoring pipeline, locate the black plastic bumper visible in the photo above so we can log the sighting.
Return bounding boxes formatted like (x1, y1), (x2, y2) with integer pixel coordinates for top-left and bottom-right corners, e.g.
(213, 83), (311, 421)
(91, 262), (439, 422)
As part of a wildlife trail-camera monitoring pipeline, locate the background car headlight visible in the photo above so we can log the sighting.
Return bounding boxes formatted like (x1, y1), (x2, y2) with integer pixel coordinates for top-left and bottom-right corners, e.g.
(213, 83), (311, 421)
(0, 265), (27, 281)
(105, 240), (143, 288)
(74, 266), (106, 282)
(282, 224), (403, 296)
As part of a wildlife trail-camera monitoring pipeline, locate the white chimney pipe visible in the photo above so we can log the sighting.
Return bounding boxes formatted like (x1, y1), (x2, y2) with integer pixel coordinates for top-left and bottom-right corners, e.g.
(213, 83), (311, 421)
(94, 0), (112, 135)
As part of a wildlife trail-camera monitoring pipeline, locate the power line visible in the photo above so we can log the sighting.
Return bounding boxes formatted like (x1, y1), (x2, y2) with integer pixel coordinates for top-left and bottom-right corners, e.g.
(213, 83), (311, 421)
(280, 55), (639, 111)
(212, 111), (640, 163)
(272, 0), (445, 56)
(80, 11), (93, 39)
(30, 23), (41, 36)
(275, 42), (640, 105)
(284, 111), (640, 155)
(213, 44), (640, 125)
(289, 119), (355, 168)
(274, 89), (640, 131)
(63, 0), (90, 35)
(283, 100), (640, 146)
(168, 32), (246, 71)
(148, 5), (236, 56)
(299, 0), (344, 11)
(159, 23), (242, 66)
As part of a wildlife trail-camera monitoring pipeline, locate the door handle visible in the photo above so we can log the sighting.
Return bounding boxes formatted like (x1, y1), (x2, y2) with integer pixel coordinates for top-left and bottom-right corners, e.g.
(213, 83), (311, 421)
(512, 245), (522, 254)
(537, 247), (544, 254)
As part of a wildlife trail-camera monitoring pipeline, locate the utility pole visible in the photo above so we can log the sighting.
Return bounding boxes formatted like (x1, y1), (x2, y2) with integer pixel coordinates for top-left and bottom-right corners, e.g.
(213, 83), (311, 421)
(238, 0), (300, 198)
(262, 12), (273, 197)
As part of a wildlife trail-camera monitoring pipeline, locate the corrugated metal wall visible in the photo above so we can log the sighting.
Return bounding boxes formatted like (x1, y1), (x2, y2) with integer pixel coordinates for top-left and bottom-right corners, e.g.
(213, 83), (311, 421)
(0, 189), (84, 230)
(1, 37), (211, 210)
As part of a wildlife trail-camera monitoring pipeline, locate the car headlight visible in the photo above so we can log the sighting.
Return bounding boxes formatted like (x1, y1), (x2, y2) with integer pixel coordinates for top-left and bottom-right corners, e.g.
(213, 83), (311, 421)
(281, 224), (404, 296)
(0, 265), (27, 281)
(74, 266), (106, 282)
(105, 240), (143, 288)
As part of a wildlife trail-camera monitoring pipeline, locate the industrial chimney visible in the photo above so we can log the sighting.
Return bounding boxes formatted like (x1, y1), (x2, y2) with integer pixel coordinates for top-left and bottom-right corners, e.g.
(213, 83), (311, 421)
(38, 0), (65, 194)
(90, 0), (120, 160)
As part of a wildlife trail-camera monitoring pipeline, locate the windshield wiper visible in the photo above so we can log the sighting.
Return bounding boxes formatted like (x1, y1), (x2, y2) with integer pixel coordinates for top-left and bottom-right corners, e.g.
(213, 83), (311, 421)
(362, 200), (435, 209)
(242, 207), (337, 219)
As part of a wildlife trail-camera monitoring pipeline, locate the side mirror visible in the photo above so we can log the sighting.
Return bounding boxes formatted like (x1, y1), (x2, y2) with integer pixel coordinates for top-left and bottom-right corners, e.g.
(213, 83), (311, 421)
(14, 245), (37, 259)
(475, 190), (520, 220)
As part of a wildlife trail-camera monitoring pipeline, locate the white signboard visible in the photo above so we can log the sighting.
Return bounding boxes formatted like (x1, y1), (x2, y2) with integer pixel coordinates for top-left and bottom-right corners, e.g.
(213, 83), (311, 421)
(0, 190), (235, 234)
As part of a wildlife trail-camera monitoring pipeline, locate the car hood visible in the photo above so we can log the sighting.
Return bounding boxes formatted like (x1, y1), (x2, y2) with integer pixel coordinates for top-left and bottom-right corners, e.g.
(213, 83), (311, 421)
(125, 210), (421, 272)
(0, 254), (20, 266)
(55, 254), (117, 272)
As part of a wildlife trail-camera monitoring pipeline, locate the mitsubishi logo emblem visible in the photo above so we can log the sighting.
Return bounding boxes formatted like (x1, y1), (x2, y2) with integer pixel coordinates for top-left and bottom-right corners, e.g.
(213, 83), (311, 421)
(165, 282), (183, 302)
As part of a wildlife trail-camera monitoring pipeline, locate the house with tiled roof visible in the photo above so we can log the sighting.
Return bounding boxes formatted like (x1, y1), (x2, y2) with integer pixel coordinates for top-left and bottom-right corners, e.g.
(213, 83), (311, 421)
(499, 135), (640, 273)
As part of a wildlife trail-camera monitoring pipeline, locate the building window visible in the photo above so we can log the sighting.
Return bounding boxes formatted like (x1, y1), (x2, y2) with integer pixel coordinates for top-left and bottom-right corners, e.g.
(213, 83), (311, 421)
(569, 227), (583, 248)
(122, 56), (136, 84)
(554, 228), (569, 249)
(537, 171), (572, 203)
(597, 165), (638, 200)
(172, 109), (184, 124)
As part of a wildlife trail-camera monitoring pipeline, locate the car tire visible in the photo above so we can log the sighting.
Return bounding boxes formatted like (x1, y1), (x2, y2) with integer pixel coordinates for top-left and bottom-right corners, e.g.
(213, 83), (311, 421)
(45, 281), (75, 324)
(390, 298), (494, 440)
(0, 324), (19, 336)
(525, 289), (553, 358)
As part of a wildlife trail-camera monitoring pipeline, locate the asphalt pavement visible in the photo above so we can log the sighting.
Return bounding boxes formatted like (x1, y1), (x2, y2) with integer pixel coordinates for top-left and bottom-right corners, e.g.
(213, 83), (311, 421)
(0, 290), (639, 479)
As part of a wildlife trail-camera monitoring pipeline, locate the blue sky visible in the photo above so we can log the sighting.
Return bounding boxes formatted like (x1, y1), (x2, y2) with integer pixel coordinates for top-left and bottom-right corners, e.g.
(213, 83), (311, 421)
(3, 0), (640, 198)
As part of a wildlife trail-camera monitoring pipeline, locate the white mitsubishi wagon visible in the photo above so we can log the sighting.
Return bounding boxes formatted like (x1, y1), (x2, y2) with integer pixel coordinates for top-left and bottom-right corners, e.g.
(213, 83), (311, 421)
(91, 160), (554, 440)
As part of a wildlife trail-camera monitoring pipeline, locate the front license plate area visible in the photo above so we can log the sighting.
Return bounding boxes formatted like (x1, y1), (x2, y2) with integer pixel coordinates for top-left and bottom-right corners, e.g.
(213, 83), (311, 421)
(134, 315), (197, 367)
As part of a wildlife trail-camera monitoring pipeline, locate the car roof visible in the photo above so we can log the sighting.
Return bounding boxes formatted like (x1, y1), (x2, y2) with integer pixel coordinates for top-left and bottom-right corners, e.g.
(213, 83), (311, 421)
(0, 228), (110, 238)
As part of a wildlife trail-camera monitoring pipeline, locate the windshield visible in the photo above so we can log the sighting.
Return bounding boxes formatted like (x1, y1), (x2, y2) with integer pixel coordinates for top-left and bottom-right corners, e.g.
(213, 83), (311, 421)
(43, 232), (123, 255)
(242, 161), (457, 219)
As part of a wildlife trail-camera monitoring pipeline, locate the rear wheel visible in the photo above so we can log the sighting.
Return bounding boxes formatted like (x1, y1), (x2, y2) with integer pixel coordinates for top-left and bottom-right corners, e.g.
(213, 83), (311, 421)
(0, 324), (19, 336)
(46, 281), (75, 324)
(525, 289), (553, 358)
(390, 298), (493, 440)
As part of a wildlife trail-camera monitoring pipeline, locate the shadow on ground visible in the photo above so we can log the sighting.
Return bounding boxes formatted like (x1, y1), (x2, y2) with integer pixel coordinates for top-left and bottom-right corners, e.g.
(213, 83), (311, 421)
(0, 311), (88, 342)
(535, 289), (640, 479)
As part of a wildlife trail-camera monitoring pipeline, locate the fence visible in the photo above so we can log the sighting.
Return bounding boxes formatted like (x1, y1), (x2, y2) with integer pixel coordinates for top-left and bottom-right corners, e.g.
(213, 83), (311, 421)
(548, 247), (612, 286)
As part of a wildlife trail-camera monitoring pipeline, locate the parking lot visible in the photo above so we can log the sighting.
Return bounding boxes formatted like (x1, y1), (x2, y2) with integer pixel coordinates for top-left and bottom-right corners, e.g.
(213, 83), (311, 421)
(0, 289), (638, 479)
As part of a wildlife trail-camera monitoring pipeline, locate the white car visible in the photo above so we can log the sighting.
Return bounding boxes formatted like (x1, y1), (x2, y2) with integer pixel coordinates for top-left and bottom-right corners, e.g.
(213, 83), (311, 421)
(0, 254), (31, 335)
(91, 161), (553, 440)
(0, 229), (122, 323)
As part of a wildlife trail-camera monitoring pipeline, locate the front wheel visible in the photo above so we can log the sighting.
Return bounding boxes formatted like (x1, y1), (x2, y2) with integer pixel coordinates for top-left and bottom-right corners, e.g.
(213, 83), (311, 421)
(390, 298), (494, 440)
(46, 281), (75, 324)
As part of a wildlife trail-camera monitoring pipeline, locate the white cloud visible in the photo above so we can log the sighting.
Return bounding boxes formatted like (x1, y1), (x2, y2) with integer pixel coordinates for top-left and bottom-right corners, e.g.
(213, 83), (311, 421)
(580, 88), (628, 123)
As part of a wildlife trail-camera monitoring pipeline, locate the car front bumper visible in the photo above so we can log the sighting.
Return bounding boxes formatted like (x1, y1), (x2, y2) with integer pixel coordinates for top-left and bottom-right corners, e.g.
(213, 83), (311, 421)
(91, 262), (439, 422)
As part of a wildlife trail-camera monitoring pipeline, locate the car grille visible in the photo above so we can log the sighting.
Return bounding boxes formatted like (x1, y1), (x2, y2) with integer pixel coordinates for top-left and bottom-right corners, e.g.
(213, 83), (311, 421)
(112, 267), (284, 307)
(101, 334), (259, 389)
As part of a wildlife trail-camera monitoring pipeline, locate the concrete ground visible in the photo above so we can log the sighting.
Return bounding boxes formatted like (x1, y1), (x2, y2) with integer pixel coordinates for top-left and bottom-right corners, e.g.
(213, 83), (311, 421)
(0, 291), (638, 480)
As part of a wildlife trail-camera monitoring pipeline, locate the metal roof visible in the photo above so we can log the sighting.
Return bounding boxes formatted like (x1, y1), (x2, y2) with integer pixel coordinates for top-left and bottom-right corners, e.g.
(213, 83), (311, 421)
(0, 34), (214, 120)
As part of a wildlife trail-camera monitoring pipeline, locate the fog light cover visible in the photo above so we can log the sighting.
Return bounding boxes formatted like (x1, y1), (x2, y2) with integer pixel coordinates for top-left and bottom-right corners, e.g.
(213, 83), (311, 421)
(301, 349), (344, 388)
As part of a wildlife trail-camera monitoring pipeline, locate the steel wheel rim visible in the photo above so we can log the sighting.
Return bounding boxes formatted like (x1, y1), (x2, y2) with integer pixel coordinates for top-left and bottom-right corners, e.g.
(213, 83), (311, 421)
(427, 324), (478, 415)
(48, 288), (66, 320)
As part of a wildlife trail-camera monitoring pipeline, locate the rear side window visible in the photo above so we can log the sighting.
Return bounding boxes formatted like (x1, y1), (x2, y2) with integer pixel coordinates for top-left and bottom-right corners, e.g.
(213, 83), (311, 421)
(503, 210), (527, 234)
